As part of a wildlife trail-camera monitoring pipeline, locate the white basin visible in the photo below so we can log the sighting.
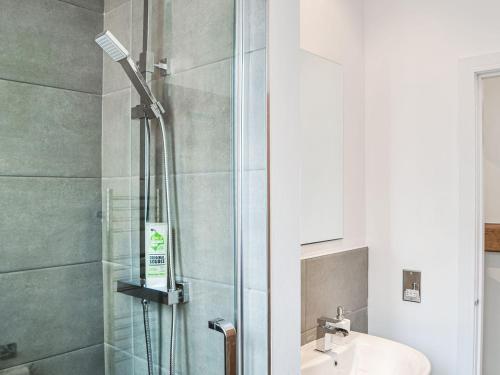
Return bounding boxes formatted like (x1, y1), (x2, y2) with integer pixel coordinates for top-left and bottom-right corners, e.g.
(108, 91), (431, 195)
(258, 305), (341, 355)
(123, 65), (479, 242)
(301, 332), (431, 375)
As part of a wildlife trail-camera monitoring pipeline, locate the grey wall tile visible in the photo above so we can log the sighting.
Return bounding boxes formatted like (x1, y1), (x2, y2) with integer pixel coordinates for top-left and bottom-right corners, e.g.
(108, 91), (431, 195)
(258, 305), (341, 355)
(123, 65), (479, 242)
(102, 89), (132, 178)
(130, 0), (264, 74)
(0, 366), (32, 375)
(131, 0), (171, 68)
(105, 344), (134, 375)
(244, 0), (266, 52)
(243, 289), (268, 375)
(0, 177), (101, 273)
(303, 248), (368, 332)
(103, 262), (133, 352)
(0, 80), (101, 178)
(0, 345), (104, 375)
(301, 328), (317, 346)
(174, 172), (234, 284)
(347, 307), (368, 334)
(164, 59), (232, 174)
(61, 0), (104, 12)
(169, 278), (233, 375)
(133, 357), (158, 375)
(244, 49), (267, 171)
(129, 278), (232, 375)
(243, 170), (267, 292)
(0, 0), (102, 94)
(169, 0), (234, 72)
(132, 0), (239, 73)
(128, 176), (141, 279)
(105, 0), (129, 12)
(102, 178), (135, 265)
(0, 262), (103, 369)
(103, 2), (132, 94)
(133, 356), (172, 375)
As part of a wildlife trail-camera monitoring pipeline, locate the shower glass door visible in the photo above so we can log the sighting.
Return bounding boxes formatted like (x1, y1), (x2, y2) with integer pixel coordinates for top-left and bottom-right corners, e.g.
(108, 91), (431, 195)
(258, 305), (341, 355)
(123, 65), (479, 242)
(102, 0), (267, 374)
(0, 0), (265, 374)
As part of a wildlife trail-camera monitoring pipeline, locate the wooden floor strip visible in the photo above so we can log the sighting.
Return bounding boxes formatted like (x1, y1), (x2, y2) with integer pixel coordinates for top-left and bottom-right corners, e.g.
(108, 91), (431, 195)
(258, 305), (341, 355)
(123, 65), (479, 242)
(485, 223), (500, 252)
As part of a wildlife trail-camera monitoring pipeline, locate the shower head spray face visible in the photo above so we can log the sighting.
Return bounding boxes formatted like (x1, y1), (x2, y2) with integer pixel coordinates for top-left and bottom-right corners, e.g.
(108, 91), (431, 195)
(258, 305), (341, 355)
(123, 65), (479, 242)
(95, 30), (164, 119)
(95, 30), (129, 62)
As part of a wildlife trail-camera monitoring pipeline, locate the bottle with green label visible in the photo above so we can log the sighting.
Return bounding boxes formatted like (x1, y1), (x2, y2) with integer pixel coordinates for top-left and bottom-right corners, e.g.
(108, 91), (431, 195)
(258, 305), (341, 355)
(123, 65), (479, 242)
(145, 223), (168, 288)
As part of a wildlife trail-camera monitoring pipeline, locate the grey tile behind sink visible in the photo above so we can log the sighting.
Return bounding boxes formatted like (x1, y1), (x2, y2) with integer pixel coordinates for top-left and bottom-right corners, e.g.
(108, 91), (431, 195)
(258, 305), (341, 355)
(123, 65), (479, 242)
(346, 307), (368, 333)
(302, 247), (369, 339)
(0, 262), (103, 369)
(0, 177), (101, 273)
(0, 80), (101, 178)
(0, 0), (103, 94)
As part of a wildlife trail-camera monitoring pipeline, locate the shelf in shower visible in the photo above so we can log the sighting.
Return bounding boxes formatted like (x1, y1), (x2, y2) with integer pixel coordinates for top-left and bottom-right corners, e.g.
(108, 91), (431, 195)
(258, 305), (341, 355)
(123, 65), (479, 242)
(117, 279), (190, 305)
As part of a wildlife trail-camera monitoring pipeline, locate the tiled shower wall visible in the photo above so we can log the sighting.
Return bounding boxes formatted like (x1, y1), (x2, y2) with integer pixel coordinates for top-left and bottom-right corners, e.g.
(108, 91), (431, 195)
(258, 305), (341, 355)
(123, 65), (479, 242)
(102, 0), (267, 374)
(0, 0), (104, 374)
(301, 248), (369, 345)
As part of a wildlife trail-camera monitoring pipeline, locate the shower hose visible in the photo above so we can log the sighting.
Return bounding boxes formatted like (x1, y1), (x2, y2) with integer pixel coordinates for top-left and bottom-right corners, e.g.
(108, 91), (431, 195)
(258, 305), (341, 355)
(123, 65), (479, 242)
(142, 116), (177, 375)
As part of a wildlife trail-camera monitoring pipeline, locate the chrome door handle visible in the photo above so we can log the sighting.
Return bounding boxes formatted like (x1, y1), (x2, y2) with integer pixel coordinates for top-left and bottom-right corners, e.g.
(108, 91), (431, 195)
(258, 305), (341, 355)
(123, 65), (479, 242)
(208, 318), (237, 375)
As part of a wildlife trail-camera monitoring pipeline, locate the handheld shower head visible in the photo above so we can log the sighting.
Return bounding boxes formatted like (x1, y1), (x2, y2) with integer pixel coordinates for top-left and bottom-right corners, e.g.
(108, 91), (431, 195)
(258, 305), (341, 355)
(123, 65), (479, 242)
(95, 30), (129, 62)
(95, 30), (164, 119)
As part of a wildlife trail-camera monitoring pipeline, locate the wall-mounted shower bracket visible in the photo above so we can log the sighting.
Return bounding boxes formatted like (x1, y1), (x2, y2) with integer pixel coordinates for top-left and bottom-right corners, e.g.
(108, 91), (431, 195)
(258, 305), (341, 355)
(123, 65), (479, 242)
(139, 52), (168, 78)
(154, 58), (169, 76)
(132, 103), (165, 120)
(117, 279), (190, 306)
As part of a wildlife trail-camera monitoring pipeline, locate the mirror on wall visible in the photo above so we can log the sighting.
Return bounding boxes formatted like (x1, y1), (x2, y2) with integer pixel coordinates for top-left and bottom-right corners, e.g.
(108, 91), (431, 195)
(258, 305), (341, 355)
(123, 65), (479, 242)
(299, 49), (343, 245)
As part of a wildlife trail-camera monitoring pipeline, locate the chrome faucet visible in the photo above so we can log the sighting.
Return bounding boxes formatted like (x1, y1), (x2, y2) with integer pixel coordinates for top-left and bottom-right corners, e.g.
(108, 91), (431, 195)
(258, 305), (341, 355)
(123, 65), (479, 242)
(316, 307), (350, 352)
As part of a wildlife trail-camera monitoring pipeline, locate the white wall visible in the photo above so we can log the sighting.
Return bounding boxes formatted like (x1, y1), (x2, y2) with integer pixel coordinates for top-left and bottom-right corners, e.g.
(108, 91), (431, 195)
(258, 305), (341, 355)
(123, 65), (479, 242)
(364, 1), (500, 374)
(482, 76), (500, 375)
(268, 0), (302, 373)
(484, 77), (500, 223)
(300, 0), (366, 259)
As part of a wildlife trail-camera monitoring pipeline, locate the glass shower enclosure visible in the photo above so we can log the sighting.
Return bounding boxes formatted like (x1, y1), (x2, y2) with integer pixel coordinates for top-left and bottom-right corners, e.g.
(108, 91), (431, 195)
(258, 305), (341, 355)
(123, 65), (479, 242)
(0, 0), (267, 374)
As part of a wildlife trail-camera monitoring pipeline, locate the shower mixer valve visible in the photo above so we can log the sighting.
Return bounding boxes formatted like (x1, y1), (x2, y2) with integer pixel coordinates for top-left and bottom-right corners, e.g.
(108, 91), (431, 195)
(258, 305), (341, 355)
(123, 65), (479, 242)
(117, 279), (190, 306)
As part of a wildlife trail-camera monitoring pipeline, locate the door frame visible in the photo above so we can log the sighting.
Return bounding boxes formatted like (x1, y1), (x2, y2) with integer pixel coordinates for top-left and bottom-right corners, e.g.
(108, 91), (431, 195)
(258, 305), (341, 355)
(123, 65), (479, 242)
(458, 52), (500, 375)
